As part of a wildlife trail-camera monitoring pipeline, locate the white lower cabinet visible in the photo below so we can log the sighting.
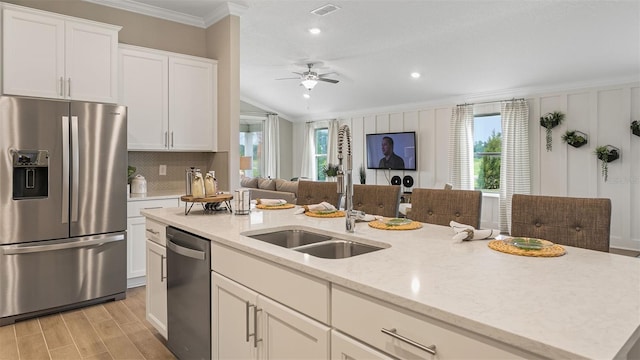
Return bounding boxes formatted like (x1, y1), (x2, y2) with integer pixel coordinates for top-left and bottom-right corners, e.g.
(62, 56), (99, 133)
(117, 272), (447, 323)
(331, 330), (395, 360)
(212, 273), (330, 360)
(146, 239), (167, 339)
(332, 285), (530, 360)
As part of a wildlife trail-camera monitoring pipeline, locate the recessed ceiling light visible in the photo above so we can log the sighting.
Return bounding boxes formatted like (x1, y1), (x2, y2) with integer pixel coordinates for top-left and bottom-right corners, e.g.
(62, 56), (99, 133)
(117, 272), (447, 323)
(309, 28), (321, 35)
(303, 93), (311, 99)
(411, 72), (421, 79)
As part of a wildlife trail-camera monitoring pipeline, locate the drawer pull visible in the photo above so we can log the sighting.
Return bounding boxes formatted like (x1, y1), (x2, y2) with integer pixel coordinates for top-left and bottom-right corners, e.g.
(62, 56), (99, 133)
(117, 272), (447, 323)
(146, 228), (160, 235)
(381, 327), (436, 355)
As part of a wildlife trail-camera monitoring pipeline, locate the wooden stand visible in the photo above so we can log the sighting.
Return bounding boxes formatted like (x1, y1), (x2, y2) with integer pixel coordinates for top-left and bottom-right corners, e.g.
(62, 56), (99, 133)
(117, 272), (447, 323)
(180, 194), (233, 215)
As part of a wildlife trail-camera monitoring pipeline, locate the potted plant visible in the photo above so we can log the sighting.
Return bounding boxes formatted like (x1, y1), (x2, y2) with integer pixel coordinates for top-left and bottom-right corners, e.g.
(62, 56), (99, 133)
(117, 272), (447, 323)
(359, 164), (366, 184)
(594, 145), (619, 182)
(632, 120), (640, 137)
(540, 111), (565, 151)
(322, 163), (339, 181)
(561, 130), (588, 148)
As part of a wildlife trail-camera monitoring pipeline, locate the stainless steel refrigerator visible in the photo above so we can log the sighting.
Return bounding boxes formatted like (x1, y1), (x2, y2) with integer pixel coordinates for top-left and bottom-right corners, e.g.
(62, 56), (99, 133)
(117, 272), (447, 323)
(0, 96), (127, 326)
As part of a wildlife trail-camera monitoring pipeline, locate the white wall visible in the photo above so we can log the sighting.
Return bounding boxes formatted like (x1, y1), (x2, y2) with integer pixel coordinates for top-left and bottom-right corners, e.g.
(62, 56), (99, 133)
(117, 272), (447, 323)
(292, 81), (640, 250)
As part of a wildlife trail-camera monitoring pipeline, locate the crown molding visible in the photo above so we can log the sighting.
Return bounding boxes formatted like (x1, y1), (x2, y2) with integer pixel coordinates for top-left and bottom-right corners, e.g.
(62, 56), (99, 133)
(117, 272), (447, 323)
(83, 0), (247, 28)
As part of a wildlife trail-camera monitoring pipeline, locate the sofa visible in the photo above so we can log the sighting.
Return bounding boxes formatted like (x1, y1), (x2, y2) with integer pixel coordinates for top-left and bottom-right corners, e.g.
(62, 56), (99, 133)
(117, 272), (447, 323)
(240, 177), (298, 204)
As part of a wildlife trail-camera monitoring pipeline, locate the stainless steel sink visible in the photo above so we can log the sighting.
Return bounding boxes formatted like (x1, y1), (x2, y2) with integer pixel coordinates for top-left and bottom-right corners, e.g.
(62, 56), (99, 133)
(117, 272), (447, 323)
(243, 228), (387, 259)
(293, 240), (383, 259)
(246, 229), (332, 248)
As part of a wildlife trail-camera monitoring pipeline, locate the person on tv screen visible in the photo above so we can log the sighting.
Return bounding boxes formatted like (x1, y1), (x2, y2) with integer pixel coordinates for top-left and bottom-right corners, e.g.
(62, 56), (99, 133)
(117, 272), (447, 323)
(378, 136), (405, 169)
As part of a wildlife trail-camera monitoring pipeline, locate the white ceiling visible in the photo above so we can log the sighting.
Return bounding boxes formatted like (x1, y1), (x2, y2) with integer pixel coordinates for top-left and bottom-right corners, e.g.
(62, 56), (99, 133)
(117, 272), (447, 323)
(90, 0), (639, 122)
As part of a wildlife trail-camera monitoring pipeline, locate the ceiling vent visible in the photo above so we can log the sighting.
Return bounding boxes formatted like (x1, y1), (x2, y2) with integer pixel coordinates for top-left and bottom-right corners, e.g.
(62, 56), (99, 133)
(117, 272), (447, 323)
(310, 3), (341, 16)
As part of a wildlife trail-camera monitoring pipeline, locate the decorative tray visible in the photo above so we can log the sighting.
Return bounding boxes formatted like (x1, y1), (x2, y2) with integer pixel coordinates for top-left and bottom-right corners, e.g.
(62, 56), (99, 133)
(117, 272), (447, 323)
(488, 238), (566, 257)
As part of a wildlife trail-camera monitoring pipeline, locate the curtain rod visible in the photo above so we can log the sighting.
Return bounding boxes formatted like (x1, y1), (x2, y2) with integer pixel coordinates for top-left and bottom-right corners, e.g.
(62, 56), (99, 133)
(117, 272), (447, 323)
(457, 97), (525, 107)
(240, 111), (278, 116)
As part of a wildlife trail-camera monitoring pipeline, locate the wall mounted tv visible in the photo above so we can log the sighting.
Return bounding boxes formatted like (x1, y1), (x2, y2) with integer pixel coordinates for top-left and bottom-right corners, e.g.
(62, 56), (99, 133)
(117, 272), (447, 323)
(366, 131), (416, 170)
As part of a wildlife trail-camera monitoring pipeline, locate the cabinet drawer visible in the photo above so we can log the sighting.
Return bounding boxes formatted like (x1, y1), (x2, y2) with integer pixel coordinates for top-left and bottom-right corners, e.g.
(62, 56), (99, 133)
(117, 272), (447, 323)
(127, 198), (178, 218)
(211, 242), (329, 324)
(332, 286), (528, 360)
(145, 219), (167, 246)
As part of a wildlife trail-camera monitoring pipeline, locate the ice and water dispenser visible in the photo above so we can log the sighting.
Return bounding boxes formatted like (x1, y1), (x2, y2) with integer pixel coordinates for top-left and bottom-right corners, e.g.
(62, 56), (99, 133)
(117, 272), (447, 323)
(12, 150), (49, 199)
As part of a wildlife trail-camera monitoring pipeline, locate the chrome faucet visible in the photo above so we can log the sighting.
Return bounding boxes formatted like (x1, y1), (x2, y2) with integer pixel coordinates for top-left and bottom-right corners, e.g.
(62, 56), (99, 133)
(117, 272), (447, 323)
(337, 124), (357, 232)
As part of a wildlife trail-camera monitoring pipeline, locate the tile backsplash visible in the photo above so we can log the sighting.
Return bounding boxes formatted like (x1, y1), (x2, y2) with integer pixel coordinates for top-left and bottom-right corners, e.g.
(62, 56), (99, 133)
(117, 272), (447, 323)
(128, 152), (214, 193)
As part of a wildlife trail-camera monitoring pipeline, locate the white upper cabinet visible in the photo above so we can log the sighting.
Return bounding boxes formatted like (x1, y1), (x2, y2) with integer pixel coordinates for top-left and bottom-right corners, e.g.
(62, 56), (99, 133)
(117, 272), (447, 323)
(2, 4), (120, 103)
(119, 44), (217, 152)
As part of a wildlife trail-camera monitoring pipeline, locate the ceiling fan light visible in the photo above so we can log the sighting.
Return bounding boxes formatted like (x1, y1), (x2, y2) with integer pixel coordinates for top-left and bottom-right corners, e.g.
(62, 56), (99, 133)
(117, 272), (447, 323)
(301, 79), (318, 90)
(303, 93), (311, 99)
(308, 27), (321, 35)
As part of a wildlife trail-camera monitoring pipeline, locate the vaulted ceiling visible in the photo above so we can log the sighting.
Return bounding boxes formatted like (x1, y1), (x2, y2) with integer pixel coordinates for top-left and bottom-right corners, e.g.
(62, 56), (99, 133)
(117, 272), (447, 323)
(88, 1), (640, 122)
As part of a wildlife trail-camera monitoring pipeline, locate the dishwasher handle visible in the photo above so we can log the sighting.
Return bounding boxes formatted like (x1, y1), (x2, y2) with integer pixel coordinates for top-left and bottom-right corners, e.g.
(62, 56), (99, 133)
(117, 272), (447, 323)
(167, 238), (206, 260)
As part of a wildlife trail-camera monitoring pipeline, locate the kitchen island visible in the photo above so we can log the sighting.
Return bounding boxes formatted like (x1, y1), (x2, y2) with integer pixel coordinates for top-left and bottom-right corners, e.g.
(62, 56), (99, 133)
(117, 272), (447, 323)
(142, 206), (640, 359)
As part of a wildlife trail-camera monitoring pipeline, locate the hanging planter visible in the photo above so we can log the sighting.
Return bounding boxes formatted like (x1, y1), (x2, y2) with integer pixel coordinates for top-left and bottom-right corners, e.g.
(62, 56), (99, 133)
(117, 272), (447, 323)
(561, 130), (588, 148)
(540, 111), (565, 151)
(632, 120), (640, 137)
(594, 145), (619, 182)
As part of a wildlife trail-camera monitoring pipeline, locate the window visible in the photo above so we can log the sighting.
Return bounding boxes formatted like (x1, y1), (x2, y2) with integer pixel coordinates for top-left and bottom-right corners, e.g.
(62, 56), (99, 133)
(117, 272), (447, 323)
(239, 120), (264, 177)
(473, 114), (501, 192)
(314, 128), (328, 181)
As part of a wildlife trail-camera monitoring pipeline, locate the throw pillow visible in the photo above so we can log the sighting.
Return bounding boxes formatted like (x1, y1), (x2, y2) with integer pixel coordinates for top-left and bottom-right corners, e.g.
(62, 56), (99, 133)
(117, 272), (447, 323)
(257, 177), (276, 190)
(240, 177), (259, 188)
(275, 179), (298, 196)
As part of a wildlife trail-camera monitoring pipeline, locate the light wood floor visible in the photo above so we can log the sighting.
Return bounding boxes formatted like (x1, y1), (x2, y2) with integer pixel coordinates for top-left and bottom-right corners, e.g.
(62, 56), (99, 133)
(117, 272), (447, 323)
(0, 287), (175, 360)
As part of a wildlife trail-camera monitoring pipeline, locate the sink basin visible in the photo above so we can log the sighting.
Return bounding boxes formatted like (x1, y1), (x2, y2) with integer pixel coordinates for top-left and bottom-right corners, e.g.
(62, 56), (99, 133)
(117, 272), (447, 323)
(293, 240), (384, 259)
(246, 229), (331, 248)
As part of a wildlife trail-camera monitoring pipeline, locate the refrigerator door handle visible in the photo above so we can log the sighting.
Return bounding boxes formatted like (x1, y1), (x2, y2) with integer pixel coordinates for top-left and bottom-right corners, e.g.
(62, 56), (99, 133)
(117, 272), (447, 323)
(1, 234), (125, 255)
(71, 116), (79, 223)
(62, 116), (70, 224)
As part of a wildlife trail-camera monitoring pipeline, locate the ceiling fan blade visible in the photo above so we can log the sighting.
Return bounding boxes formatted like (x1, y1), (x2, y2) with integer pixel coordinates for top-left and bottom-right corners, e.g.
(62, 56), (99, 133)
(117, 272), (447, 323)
(318, 72), (337, 77)
(275, 77), (301, 81)
(317, 78), (339, 84)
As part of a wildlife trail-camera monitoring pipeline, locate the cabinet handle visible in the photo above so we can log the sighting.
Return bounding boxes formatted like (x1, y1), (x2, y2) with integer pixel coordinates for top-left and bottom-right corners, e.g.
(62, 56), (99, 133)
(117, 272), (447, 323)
(381, 328), (436, 355)
(171, 131), (174, 148)
(253, 306), (262, 348)
(67, 78), (71, 98)
(160, 254), (166, 282)
(59, 77), (64, 97)
(246, 302), (256, 343)
(164, 131), (168, 148)
(146, 228), (160, 235)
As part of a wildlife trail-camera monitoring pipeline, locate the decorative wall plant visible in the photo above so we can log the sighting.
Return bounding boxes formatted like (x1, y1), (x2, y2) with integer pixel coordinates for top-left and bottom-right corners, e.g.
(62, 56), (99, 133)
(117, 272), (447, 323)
(594, 145), (619, 182)
(561, 130), (588, 148)
(632, 120), (640, 137)
(540, 111), (565, 151)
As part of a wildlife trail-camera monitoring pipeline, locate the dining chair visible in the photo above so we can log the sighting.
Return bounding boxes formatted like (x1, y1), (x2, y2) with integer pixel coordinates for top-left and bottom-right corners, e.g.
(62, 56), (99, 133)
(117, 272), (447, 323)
(510, 194), (611, 252)
(352, 184), (402, 217)
(296, 180), (341, 208)
(408, 188), (482, 228)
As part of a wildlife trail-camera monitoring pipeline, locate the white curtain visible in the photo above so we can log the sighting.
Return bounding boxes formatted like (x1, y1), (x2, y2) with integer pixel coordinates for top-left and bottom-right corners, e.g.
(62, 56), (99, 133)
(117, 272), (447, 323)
(500, 99), (530, 233)
(326, 119), (339, 167)
(264, 114), (279, 178)
(300, 122), (316, 179)
(448, 104), (474, 190)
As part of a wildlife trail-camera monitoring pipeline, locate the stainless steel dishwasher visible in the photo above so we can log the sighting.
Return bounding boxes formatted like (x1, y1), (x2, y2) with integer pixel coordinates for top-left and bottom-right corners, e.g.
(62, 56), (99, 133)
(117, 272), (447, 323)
(166, 227), (211, 360)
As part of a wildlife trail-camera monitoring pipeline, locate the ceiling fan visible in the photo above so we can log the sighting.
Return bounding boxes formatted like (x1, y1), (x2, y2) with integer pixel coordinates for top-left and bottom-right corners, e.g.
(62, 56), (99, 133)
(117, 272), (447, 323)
(277, 63), (339, 90)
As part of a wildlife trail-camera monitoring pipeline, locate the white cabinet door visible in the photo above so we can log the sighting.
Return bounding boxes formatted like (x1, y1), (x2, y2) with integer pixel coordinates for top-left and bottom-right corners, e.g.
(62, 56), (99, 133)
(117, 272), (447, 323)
(212, 273), (258, 360)
(146, 239), (167, 339)
(2, 5), (119, 102)
(65, 19), (119, 103)
(169, 56), (216, 151)
(126, 216), (146, 282)
(258, 293), (330, 360)
(331, 331), (395, 360)
(119, 47), (168, 150)
(2, 8), (65, 99)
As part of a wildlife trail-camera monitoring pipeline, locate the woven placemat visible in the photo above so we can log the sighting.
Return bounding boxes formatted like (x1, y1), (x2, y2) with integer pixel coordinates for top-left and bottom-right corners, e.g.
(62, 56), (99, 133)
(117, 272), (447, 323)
(488, 240), (566, 257)
(304, 210), (345, 218)
(255, 203), (295, 210)
(368, 220), (423, 230)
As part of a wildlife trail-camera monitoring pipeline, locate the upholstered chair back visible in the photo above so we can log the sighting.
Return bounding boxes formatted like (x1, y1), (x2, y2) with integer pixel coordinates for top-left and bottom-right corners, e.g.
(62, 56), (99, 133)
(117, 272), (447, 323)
(352, 184), (401, 217)
(296, 180), (341, 208)
(511, 194), (611, 252)
(409, 188), (482, 228)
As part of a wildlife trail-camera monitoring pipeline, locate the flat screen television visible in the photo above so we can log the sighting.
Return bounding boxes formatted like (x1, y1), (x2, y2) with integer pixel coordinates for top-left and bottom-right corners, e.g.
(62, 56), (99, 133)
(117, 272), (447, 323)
(366, 131), (416, 170)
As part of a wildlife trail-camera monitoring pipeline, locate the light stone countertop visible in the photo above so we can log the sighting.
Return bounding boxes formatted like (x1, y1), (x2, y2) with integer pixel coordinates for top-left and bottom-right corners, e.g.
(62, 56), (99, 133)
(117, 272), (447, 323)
(128, 189), (183, 201)
(141, 206), (640, 359)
